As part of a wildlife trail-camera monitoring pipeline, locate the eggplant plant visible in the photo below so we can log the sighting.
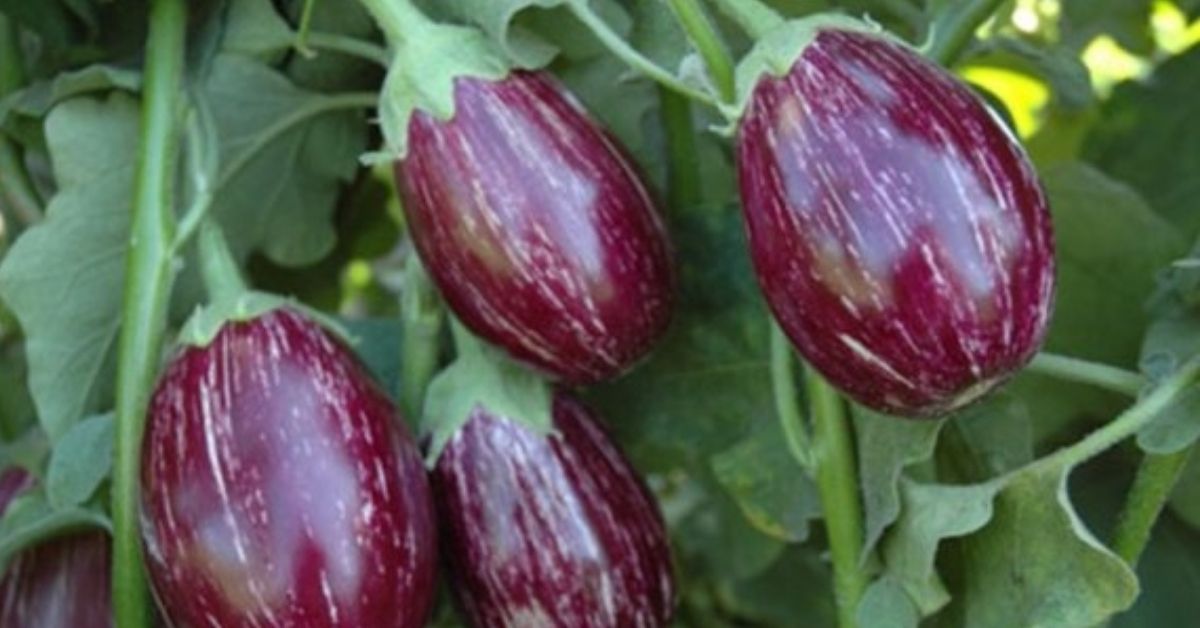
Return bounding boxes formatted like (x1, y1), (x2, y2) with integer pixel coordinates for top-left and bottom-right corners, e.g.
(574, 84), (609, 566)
(0, 0), (1197, 627)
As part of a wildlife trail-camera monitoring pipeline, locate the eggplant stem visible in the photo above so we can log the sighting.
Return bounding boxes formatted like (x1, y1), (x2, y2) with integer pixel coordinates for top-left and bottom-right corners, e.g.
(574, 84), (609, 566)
(667, 0), (737, 103)
(1112, 448), (1193, 566)
(112, 0), (187, 626)
(807, 366), (865, 628)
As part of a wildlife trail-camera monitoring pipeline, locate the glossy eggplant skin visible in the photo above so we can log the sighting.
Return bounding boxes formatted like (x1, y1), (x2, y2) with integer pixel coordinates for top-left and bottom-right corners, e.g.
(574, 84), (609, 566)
(140, 309), (438, 627)
(433, 394), (675, 628)
(0, 469), (113, 628)
(395, 70), (675, 385)
(0, 530), (113, 628)
(737, 29), (1055, 417)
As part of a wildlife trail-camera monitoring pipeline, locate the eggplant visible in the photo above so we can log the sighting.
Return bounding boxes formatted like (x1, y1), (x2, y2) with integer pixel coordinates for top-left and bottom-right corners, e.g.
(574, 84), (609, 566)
(395, 70), (675, 385)
(737, 28), (1055, 417)
(139, 308), (438, 627)
(433, 393), (675, 627)
(0, 468), (113, 628)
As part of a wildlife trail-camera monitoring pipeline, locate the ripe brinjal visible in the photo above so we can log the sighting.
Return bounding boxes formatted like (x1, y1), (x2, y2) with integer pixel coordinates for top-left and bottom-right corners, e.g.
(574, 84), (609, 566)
(0, 468), (113, 628)
(433, 393), (675, 627)
(737, 28), (1055, 417)
(140, 308), (437, 627)
(395, 70), (675, 385)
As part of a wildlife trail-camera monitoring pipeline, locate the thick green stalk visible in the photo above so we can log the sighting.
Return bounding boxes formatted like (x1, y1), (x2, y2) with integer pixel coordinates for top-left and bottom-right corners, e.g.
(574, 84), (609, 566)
(1112, 448), (1193, 566)
(658, 88), (702, 209)
(400, 257), (443, 421)
(807, 367), (865, 628)
(112, 1), (186, 626)
(1027, 352), (1146, 398)
(924, 0), (1008, 66)
(705, 0), (784, 40)
(667, 0), (736, 103)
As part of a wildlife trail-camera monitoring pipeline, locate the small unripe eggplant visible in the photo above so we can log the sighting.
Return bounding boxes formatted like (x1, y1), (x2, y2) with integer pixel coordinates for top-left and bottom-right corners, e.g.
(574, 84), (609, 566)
(0, 469), (113, 628)
(737, 28), (1055, 417)
(140, 309), (438, 627)
(433, 393), (675, 627)
(395, 70), (675, 385)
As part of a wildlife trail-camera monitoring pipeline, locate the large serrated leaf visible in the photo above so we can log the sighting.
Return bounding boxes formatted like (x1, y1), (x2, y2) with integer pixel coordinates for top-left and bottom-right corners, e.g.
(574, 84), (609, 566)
(203, 54), (367, 266)
(45, 412), (112, 509)
(951, 467), (1137, 627)
(0, 94), (138, 439)
(855, 407), (945, 555)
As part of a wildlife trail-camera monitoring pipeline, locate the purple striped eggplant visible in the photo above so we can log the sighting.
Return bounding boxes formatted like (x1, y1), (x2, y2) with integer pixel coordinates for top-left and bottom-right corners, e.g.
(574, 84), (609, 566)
(395, 70), (675, 385)
(140, 308), (437, 627)
(433, 393), (675, 627)
(737, 28), (1055, 417)
(0, 468), (114, 628)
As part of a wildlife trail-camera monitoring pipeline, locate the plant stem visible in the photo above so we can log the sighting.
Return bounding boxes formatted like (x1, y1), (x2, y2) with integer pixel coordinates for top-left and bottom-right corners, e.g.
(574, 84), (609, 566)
(400, 256), (443, 422)
(807, 366), (865, 628)
(112, 1), (186, 626)
(1112, 448), (1193, 566)
(658, 88), (701, 209)
(0, 14), (43, 231)
(704, 0), (784, 40)
(564, 1), (717, 107)
(1032, 359), (1200, 473)
(357, 0), (433, 46)
(304, 32), (390, 66)
(294, 0), (318, 54)
(924, 0), (1008, 66)
(773, 323), (813, 470)
(667, 0), (736, 103)
(1027, 352), (1145, 398)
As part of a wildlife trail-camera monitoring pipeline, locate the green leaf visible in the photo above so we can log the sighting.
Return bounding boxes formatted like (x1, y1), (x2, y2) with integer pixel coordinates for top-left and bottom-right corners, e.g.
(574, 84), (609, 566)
(950, 467), (1137, 627)
(718, 545), (837, 628)
(421, 327), (552, 465)
(859, 576), (921, 628)
(710, 417), (821, 542)
(0, 64), (140, 129)
(1041, 162), (1187, 366)
(1060, 0), (1155, 54)
(0, 94), (138, 439)
(1170, 449), (1200, 532)
(1138, 387), (1200, 454)
(203, 55), (367, 266)
(968, 38), (1095, 110)
(878, 479), (999, 617)
(45, 412), (112, 509)
(0, 487), (109, 567)
(1084, 45), (1200, 240)
(854, 407), (945, 554)
(221, 0), (295, 58)
(675, 483), (786, 581)
(341, 316), (405, 397)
